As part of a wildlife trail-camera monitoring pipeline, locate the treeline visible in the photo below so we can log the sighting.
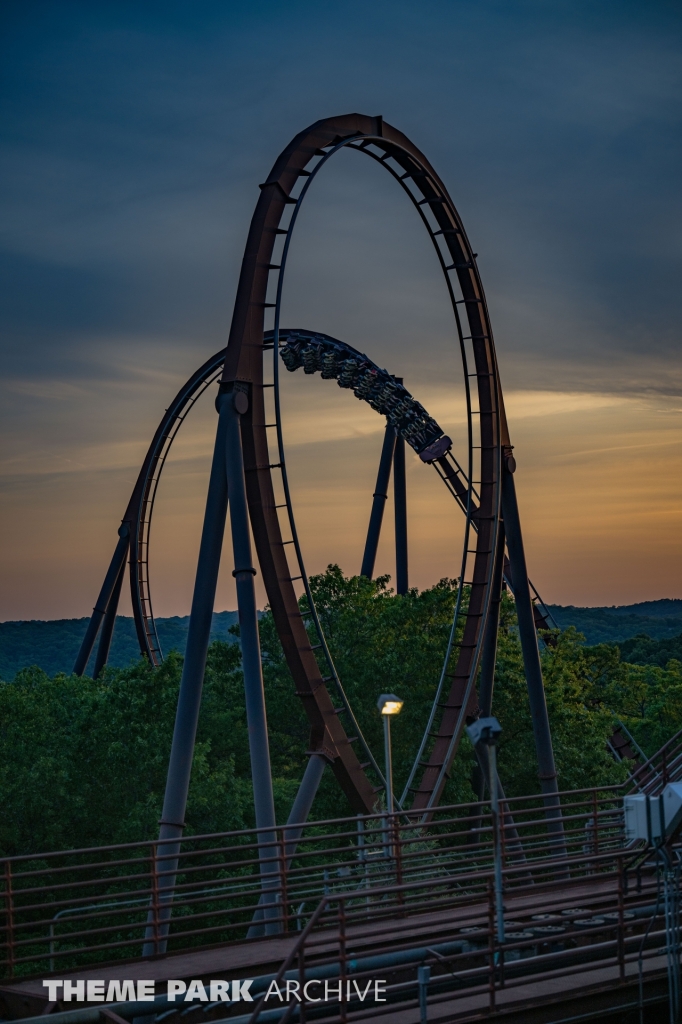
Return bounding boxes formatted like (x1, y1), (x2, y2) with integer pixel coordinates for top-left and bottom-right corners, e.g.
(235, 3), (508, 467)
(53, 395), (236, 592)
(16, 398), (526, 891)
(3, 601), (680, 680)
(548, 599), (682, 645)
(1, 567), (681, 858)
(0, 611), (239, 680)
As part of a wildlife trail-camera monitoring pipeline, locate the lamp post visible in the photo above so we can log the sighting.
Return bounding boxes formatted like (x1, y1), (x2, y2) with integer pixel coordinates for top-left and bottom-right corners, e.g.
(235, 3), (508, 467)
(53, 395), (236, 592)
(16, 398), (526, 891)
(377, 693), (404, 813)
(466, 717), (504, 949)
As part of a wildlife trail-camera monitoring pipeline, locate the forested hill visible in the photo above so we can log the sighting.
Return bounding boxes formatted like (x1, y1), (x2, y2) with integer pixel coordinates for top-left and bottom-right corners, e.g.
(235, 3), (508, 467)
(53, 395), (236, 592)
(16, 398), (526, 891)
(548, 599), (682, 645)
(1, 599), (680, 681)
(0, 612), (239, 680)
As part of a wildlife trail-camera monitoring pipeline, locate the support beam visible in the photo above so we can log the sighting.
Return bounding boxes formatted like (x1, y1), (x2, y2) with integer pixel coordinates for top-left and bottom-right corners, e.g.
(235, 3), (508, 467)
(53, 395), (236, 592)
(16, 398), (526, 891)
(469, 523), (506, 823)
(248, 752), (328, 938)
(73, 527), (130, 676)
(283, 753), (327, 862)
(478, 521), (506, 719)
(394, 432), (408, 595)
(92, 557), (125, 679)
(501, 455), (566, 853)
(142, 404), (229, 956)
(222, 386), (279, 933)
(360, 422), (396, 579)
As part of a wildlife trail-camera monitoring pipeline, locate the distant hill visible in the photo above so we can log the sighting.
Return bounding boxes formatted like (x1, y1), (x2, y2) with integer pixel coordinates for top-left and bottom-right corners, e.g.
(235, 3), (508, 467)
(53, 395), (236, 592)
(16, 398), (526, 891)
(547, 600), (682, 645)
(0, 612), (239, 680)
(2, 599), (681, 681)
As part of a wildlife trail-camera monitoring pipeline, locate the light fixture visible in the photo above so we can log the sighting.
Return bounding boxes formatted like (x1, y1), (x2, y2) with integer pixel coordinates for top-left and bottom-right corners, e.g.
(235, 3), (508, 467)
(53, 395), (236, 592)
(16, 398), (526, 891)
(377, 693), (404, 716)
(377, 694), (404, 818)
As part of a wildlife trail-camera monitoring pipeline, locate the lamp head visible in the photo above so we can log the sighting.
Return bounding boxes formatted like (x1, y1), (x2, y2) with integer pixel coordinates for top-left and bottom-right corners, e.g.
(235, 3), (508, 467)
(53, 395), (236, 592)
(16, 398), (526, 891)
(377, 693), (404, 716)
(466, 716), (502, 747)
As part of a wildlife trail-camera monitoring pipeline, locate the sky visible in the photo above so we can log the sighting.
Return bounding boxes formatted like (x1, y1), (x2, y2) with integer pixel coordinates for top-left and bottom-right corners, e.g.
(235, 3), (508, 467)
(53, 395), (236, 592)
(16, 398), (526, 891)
(1, 0), (681, 621)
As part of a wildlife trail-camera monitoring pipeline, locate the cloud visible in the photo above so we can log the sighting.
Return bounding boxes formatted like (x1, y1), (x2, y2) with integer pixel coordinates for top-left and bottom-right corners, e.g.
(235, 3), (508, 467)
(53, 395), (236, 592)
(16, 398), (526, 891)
(1, 0), (680, 617)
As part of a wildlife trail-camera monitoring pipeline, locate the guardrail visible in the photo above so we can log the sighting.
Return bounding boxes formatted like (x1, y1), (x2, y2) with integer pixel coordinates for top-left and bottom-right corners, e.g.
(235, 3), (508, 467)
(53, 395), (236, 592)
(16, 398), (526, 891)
(7, 718), (682, 984)
(0, 783), (628, 981)
(244, 852), (669, 1024)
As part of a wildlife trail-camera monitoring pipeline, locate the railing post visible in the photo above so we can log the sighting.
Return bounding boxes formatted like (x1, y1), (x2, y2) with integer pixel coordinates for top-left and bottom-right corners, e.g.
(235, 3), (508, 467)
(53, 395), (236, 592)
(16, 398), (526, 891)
(488, 879), (496, 1013)
(394, 815), (404, 915)
(418, 964), (431, 1024)
(150, 846), (160, 956)
(339, 895), (347, 1023)
(279, 832), (288, 934)
(4, 861), (14, 978)
(618, 856), (625, 983)
(357, 816), (370, 915)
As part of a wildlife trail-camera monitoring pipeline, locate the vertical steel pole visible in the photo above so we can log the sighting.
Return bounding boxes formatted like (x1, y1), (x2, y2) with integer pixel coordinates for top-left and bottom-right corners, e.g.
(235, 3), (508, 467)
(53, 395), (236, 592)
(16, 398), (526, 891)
(4, 861), (14, 978)
(141, 402), (229, 956)
(501, 458), (565, 852)
(418, 964), (430, 1024)
(478, 522), (506, 719)
(73, 526), (130, 676)
(394, 433), (408, 595)
(488, 742), (505, 949)
(360, 422), (396, 579)
(384, 714), (394, 813)
(222, 386), (279, 933)
(471, 521), (501, 809)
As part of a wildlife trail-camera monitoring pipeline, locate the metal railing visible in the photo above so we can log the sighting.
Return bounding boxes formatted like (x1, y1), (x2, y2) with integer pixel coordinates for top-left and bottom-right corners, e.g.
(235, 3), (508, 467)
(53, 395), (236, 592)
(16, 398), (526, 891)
(0, 783), (628, 981)
(6, 721), (682, 983)
(242, 855), (670, 1024)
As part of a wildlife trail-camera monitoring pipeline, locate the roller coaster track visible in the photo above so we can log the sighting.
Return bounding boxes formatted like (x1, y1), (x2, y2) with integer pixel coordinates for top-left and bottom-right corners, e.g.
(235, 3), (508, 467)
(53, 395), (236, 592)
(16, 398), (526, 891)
(76, 114), (564, 820)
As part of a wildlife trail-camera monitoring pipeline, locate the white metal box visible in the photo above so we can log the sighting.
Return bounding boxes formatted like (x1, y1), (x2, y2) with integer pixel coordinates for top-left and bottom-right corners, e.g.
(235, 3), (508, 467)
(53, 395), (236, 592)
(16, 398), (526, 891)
(623, 794), (663, 844)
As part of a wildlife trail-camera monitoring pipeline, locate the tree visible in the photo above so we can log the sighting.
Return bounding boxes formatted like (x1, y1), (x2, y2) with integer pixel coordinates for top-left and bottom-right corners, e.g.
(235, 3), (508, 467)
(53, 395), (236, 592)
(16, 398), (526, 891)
(3, 566), (676, 858)
(0, 653), (249, 857)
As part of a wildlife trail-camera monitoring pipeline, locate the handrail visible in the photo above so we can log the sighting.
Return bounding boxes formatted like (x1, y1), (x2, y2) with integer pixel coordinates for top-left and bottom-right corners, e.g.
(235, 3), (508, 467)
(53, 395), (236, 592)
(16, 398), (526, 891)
(247, 896), (329, 1024)
(0, 778), (660, 982)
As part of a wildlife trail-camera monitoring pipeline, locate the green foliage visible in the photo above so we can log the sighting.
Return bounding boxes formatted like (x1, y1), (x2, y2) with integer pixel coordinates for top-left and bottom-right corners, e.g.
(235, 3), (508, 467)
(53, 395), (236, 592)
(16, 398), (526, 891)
(493, 614), (628, 795)
(2, 565), (681, 859)
(0, 652), (249, 857)
(597, 657), (682, 756)
(276, 566), (473, 817)
(617, 631), (682, 668)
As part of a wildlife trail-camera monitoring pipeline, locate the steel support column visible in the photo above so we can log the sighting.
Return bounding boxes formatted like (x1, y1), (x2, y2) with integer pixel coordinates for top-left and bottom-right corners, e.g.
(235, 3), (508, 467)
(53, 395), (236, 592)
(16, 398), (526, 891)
(73, 526), (130, 676)
(360, 422), (396, 579)
(92, 558), (125, 679)
(283, 753), (327, 862)
(478, 521), (506, 719)
(394, 432), (408, 595)
(470, 524), (504, 812)
(141, 403), (229, 956)
(222, 386), (279, 932)
(247, 752), (327, 938)
(501, 457), (565, 849)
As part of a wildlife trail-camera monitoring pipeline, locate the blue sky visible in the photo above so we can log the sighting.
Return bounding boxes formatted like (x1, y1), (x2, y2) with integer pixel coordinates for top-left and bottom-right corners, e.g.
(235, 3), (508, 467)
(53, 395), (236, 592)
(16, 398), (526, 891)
(1, 0), (681, 617)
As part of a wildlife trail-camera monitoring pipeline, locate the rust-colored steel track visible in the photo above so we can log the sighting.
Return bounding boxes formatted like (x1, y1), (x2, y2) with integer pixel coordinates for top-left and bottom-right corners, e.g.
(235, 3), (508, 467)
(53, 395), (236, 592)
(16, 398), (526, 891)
(219, 114), (504, 813)
(74, 114), (509, 816)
